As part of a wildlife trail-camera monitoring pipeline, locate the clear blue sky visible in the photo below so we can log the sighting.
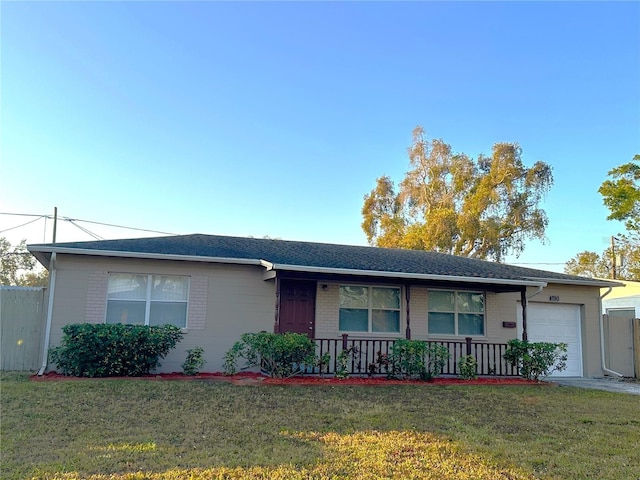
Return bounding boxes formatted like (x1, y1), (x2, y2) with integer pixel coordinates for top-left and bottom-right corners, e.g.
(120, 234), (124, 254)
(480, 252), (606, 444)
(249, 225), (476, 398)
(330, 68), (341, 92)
(1, 1), (639, 273)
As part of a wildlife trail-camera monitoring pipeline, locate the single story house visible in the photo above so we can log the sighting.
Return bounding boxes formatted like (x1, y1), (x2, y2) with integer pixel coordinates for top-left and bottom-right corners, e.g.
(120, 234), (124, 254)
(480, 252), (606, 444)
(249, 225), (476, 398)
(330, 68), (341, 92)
(28, 234), (621, 377)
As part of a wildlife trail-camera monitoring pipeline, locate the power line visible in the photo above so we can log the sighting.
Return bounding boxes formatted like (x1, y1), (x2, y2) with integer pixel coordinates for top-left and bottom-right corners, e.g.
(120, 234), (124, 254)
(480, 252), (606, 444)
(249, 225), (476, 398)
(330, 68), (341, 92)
(67, 219), (104, 240)
(0, 212), (178, 237)
(508, 262), (567, 265)
(65, 217), (177, 236)
(0, 212), (47, 218)
(0, 216), (45, 234)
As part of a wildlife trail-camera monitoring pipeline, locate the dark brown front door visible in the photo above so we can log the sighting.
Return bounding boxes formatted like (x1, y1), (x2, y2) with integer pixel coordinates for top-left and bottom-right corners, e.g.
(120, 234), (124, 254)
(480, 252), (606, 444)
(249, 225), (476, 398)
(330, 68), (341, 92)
(279, 280), (316, 336)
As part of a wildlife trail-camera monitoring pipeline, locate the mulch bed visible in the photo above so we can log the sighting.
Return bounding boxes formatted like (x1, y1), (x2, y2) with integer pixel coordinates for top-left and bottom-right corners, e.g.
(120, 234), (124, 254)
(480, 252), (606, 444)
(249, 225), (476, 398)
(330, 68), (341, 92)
(31, 371), (545, 386)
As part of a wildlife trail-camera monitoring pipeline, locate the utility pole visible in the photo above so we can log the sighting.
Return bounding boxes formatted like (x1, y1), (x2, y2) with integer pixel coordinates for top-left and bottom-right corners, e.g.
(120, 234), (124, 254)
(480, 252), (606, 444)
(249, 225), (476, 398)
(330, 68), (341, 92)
(52, 207), (58, 244)
(611, 235), (616, 280)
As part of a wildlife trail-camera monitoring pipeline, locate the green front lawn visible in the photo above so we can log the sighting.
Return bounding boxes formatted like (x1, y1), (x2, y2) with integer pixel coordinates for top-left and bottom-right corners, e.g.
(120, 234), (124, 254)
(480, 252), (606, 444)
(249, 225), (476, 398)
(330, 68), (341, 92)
(1, 373), (639, 479)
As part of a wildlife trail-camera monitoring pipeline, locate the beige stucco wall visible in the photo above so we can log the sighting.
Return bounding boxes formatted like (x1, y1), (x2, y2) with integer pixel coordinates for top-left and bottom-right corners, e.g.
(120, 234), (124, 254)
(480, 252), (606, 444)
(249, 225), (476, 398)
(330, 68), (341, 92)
(48, 255), (275, 373)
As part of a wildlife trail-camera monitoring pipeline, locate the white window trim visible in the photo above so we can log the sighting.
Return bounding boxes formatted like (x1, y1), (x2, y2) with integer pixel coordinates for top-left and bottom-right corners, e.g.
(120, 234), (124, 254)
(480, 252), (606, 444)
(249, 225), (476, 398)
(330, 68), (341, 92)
(427, 289), (486, 338)
(105, 273), (190, 328)
(338, 284), (402, 334)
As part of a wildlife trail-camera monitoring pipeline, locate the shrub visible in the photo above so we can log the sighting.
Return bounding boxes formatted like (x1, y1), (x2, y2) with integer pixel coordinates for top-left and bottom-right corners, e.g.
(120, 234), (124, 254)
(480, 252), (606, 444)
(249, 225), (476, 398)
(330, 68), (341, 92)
(182, 346), (206, 375)
(387, 339), (450, 381)
(335, 346), (359, 380)
(367, 351), (390, 376)
(49, 323), (183, 377)
(458, 355), (478, 380)
(503, 339), (568, 381)
(223, 332), (318, 378)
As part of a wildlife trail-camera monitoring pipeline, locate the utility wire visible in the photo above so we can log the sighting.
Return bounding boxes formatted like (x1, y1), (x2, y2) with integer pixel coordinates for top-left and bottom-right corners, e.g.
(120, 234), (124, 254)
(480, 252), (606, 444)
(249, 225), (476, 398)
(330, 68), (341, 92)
(0, 212), (47, 218)
(0, 212), (178, 236)
(508, 262), (567, 265)
(67, 219), (104, 240)
(0, 216), (45, 234)
(64, 217), (177, 236)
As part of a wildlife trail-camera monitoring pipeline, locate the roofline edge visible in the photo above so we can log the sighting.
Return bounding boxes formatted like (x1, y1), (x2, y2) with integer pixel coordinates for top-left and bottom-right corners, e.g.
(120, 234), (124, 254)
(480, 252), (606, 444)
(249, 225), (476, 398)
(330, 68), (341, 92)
(265, 262), (548, 287)
(27, 246), (263, 267)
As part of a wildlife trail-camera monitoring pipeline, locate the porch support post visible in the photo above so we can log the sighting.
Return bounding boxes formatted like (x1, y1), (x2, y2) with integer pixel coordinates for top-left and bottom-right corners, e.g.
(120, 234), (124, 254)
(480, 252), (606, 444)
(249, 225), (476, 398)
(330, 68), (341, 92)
(405, 284), (411, 339)
(520, 288), (528, 341)
(274, 276), (281, 333)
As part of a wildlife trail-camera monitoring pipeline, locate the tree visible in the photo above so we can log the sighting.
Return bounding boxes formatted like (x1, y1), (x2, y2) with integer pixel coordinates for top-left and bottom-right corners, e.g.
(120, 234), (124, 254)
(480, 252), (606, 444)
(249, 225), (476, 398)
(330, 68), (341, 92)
(19, 269), (50, 287)
(361, 126), (553, 262)
(564, 235), (640, 281)
(564, 251), (608, 278)
(0, 237), (49, 286)
(566, 154), (640, 280)
(598, 154), (640, 233)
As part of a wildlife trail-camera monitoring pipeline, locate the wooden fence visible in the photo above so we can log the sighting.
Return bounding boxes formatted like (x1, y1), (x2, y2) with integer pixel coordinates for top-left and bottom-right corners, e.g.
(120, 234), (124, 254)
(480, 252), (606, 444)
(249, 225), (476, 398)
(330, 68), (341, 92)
(1, 287), (46, 371)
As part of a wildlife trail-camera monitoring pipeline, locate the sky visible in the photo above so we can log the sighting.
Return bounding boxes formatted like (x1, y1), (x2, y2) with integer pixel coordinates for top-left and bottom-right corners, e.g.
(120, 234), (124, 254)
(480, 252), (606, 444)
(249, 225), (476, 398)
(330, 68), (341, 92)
(1, 1), (639, 274)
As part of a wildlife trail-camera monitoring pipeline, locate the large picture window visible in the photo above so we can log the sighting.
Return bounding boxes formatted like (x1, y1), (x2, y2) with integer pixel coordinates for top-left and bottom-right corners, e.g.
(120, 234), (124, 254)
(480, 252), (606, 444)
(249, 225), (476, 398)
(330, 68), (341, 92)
(428, 290), (484, 336)
(106, 274), (189, 328)
(339, 285), (401, 333)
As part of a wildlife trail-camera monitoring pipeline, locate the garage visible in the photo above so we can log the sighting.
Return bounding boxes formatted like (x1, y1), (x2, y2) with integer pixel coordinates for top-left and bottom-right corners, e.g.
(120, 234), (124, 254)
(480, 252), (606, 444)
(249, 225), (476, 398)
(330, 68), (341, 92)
(518, 303), (583, 377)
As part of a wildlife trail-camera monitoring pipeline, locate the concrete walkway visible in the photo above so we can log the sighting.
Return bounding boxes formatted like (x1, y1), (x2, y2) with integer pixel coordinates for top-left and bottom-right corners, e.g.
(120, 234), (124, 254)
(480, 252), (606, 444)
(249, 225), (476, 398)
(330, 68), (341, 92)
(553, 377), (640, 395)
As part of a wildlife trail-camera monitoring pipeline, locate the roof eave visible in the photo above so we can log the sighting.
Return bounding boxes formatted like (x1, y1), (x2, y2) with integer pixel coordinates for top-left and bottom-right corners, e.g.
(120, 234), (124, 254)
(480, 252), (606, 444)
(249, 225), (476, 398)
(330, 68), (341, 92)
(524, 276), (624, 288)
(27, 246), (262, 267)
(262, 261), (548, 288)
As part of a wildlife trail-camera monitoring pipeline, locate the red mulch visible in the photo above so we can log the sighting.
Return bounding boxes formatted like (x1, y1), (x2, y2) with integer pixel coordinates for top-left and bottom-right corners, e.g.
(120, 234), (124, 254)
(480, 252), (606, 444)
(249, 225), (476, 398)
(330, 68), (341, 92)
(31, 371), (544, 386)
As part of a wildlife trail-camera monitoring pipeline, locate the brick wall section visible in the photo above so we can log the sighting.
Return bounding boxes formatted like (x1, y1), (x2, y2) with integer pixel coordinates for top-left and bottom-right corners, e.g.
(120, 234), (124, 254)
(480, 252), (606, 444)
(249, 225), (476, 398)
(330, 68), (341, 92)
(85, 271), (108, 323)
(187, 276), (208, 330)
(408, 286), (429, 338)
(315, 282), (409, 338)
(315, 283), (339, 337)
(486, 291), (520, 343)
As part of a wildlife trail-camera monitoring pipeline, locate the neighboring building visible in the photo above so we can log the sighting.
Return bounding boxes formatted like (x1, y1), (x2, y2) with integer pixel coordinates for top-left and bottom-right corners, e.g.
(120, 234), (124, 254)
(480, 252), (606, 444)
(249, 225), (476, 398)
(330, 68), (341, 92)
(28, 234), (620, 377)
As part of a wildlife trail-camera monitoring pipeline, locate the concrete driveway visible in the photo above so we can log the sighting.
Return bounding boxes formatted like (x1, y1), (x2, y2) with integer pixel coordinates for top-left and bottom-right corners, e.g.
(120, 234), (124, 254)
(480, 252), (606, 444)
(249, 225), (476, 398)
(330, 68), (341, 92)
(553, 377), (640, 395)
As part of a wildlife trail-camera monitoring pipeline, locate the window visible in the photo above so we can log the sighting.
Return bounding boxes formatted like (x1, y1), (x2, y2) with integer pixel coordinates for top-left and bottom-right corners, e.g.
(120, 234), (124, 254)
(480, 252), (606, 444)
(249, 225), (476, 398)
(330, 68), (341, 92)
(428, 290), (484, 336)
(106, 274), (189, 328)
(339, 285), (400, 333)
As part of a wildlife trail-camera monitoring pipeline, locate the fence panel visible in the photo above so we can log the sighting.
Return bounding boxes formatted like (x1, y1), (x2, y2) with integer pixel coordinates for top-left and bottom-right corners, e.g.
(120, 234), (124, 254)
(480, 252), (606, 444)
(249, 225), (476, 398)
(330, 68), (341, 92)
(1, 287), (46, 371)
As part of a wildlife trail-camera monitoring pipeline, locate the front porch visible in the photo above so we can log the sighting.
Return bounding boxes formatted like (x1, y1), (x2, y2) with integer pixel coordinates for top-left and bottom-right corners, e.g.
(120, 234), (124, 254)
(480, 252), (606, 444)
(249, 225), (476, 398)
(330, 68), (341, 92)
(306, 334), (519, 377)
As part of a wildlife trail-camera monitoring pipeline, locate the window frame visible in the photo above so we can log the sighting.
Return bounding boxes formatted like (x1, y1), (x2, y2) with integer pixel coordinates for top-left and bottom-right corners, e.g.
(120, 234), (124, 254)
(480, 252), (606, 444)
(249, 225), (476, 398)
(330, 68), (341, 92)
(105, 273), (190, 329)
(427, 289), (486, 337)
(338, 284), (402, 334)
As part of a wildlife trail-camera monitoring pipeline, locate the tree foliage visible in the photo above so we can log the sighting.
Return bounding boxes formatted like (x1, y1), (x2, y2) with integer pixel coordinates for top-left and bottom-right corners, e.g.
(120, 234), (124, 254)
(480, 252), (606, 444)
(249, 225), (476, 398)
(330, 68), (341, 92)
(564, 235), (640, 281)
(564, 251), (609, 279)
(362, 127), (553, 262)
(599, 154), (640, 233)
(566, 154), (640, 280)
(0, 237), (48, 286)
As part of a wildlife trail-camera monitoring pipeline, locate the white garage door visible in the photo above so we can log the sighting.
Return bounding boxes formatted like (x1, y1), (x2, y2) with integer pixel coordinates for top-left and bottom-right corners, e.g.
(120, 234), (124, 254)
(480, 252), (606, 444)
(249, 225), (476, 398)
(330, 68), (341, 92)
(519, 303), (582, 377)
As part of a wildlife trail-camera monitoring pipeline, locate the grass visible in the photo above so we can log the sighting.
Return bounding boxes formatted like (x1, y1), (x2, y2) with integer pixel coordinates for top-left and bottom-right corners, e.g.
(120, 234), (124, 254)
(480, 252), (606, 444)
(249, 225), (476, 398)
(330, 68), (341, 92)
(1, 372), (639, 479)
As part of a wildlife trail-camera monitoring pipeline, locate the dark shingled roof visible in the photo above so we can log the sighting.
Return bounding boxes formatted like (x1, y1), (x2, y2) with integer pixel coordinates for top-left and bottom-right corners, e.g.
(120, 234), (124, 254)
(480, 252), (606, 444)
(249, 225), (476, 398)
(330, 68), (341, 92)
(28, 233), (617, 287)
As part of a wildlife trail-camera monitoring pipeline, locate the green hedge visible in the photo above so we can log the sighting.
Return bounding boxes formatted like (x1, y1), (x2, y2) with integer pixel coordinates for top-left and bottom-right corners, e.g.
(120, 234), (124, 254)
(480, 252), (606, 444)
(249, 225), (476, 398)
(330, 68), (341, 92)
(387, 339), (450, 381)
(223, 332), (319, 378)
(49, 323), (184, 377)
(503, 339), (568, 381)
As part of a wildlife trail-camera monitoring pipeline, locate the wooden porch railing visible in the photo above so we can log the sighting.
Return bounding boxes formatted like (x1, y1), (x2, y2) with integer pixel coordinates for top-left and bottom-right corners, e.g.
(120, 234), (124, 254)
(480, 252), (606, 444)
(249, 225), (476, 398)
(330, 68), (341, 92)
(306, 335), (518, 377)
